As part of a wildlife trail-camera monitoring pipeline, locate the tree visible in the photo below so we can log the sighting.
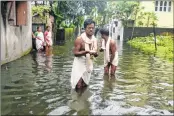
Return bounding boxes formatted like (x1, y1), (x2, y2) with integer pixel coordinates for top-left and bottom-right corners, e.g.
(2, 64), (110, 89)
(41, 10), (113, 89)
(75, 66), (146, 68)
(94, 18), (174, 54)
(32, 5), (51, 23)
(105, 1), (140, 27)
(136, 11), (158, 27)
(50, 1), (107, 29)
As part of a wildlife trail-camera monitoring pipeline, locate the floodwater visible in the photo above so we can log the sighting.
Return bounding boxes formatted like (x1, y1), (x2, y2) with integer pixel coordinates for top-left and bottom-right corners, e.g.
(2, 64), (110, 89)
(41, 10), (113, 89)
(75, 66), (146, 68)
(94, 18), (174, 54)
(1, 39), (173, 115)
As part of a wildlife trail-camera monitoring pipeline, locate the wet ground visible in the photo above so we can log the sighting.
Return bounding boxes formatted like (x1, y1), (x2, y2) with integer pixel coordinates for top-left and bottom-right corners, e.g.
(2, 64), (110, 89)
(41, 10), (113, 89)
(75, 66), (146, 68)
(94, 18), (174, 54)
(1, 39), (173, 115)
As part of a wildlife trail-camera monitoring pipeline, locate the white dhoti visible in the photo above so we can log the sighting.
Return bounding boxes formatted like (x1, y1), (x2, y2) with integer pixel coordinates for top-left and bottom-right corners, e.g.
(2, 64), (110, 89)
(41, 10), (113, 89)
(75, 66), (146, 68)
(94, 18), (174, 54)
(101, 37), (119, 67)
(71, 56), (93, 89)
(71, 32), (97, 89)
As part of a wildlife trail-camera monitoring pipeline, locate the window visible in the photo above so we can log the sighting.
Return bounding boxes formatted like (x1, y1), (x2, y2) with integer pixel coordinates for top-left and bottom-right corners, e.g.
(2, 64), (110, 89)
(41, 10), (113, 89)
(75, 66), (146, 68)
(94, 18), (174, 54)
(6, 1), (27, 26)
(113, 27), (115, 33)
(164, 1), (167, 11)
(160, 1), (163, 11)
(155, 1), (158, 11)
(114, 21), (118, 27)
(155, 0), (172, 12)
(168, 1), (171, 12)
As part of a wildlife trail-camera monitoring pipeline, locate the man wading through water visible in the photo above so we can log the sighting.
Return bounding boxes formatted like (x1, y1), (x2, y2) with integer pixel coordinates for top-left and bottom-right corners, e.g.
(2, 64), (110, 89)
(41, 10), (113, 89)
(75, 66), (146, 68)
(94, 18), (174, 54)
(71, 19), (98, 90)
(100, 28), (118, 77)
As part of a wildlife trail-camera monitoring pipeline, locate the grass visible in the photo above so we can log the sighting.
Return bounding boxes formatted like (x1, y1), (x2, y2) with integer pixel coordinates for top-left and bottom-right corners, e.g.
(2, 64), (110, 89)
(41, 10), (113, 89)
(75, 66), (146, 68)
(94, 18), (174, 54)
(127, 35), (173, 62)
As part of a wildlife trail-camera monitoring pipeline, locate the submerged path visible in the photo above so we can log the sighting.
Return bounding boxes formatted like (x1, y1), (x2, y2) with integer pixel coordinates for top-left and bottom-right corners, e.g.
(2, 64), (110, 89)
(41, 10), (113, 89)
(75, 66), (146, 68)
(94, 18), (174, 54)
(1, 39), (173, 115)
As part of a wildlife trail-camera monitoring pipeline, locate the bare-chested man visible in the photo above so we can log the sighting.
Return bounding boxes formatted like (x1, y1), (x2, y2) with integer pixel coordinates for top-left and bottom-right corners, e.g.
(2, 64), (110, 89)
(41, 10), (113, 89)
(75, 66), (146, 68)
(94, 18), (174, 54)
(71, 19), (98, 90)
(99, 28), (118, 76)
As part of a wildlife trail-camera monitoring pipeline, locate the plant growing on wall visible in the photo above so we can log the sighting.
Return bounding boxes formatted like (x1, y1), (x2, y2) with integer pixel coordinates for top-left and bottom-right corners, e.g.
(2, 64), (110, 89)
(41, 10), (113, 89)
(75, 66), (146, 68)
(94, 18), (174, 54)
(32, 5), (51, 22)
(136, 11), (158, 27)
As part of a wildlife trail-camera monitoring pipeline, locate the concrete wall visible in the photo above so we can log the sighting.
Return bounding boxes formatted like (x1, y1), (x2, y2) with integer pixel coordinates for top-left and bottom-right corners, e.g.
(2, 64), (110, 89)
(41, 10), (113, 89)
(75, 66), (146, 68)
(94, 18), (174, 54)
(123, 27), (174, 41)
(1, 1), (32, 65)
(111, 19), (124, 41)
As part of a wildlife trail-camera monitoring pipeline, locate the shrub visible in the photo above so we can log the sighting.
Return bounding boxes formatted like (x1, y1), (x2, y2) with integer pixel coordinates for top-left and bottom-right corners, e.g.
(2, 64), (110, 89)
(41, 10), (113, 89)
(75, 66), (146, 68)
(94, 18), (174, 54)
(128, 35), (173, 62)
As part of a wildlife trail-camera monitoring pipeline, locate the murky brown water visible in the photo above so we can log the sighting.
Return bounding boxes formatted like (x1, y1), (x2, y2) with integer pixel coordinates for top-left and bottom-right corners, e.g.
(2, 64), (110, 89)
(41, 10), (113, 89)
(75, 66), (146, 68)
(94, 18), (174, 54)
(1, 39), (173, 115)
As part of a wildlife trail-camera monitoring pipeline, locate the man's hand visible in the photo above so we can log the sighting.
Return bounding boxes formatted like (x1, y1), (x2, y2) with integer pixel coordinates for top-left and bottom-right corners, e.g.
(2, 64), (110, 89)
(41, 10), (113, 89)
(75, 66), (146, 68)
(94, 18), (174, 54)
(89, 51), (98, 57)
(100, 48), (104, 52)
(85, 50), (90, 54)
(108, 62), (111, 66)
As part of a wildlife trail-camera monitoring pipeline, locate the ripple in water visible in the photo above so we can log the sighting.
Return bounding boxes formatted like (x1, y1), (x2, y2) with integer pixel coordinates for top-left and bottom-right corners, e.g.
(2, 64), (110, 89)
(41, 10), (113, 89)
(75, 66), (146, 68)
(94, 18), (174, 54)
(1, 41), (173, 115)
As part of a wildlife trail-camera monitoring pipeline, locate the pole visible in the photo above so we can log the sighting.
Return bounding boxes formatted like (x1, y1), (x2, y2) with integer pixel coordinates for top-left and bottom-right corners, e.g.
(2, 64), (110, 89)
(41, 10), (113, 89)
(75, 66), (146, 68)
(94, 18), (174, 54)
(153, 22), (157, 51)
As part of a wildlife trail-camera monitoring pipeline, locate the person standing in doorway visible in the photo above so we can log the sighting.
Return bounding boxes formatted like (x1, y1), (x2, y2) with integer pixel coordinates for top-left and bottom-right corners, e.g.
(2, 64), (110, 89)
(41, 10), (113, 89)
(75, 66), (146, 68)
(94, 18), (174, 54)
(44, 26), (53, 53)
(35, 26), (45, 52)
(71, 19), (98, 90)
(99, 28), (118, 77)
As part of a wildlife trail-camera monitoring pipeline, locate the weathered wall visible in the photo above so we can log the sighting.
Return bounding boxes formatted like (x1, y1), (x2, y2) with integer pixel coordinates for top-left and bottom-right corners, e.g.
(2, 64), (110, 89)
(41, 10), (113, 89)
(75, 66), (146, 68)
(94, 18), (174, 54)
(1, 2), (32, 65)
(123, 27), (174, 41)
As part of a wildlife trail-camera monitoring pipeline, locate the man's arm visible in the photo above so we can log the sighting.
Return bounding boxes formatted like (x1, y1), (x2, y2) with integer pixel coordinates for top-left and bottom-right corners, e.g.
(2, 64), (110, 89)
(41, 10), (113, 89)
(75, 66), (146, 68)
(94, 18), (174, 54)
(99, 39), (104, 52)
(110, 39), (116, 63)
(73, 37), (89, 57)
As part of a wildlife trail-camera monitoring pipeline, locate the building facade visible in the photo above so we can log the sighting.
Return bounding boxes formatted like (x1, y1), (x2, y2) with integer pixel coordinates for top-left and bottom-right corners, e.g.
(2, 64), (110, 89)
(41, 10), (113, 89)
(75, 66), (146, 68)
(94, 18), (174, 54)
(139, 0), (173, 28)
(1, 1), (32, 65)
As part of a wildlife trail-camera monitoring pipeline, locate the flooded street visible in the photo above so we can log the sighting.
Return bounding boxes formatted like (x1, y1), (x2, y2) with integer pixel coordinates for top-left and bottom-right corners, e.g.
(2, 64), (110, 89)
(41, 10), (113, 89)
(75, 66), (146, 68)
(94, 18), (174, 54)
(1, 39), (173, 115)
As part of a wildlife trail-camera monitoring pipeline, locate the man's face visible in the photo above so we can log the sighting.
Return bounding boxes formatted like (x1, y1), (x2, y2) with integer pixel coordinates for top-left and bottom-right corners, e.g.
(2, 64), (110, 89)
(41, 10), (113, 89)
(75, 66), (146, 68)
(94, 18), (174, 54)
(85, 23), (95, 36)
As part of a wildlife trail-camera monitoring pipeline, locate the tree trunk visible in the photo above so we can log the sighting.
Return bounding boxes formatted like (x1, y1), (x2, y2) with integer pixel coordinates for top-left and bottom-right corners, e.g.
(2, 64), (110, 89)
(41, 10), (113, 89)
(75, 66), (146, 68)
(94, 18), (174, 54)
(131, 8), (138, 40)
(35, 1), (37, 6)
(101, 14), (106, 27)
(147, 16), (150, 27)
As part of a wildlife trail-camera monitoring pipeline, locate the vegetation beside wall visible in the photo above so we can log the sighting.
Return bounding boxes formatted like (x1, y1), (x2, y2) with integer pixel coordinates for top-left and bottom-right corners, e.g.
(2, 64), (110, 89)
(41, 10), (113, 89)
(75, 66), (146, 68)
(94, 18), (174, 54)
(127, 34), (173, 62)
(65, 28), (75, 40)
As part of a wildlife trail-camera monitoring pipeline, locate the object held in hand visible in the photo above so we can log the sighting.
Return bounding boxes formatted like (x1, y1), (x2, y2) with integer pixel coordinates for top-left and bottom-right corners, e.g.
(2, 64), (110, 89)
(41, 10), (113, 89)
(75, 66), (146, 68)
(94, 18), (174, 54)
(100, 48), (104, 52)
(90, 50), (96, 53)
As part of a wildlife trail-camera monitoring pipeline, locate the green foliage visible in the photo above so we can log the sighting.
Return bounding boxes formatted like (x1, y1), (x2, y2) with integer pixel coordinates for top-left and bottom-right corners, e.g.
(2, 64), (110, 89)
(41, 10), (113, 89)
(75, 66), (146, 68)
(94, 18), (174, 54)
(60, 21), (68, 28)
(128, 35), (173, 62)
(51, 1), (107, 29)
(69, 24), (76, 28)
(136, 11), (158, 27)
(52, 1), (67, 28)
(65, 28), (75, 40)
(32, 5), (50, 21)
(104, 1), (140, 27)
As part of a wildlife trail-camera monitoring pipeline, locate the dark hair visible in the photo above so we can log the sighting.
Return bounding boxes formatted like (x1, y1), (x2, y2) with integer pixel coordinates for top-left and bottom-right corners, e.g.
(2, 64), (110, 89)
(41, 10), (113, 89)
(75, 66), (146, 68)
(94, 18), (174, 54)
(46, 26), (50, 29)
(100, 28), (109, 36)
(84, 19), (95, 29)
(37, 26), (41, 30)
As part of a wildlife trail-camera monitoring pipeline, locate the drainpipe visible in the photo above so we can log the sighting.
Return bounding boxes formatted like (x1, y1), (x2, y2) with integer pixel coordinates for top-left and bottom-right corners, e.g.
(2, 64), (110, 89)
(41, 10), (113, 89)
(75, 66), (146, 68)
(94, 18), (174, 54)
(153, 22), (157, 51)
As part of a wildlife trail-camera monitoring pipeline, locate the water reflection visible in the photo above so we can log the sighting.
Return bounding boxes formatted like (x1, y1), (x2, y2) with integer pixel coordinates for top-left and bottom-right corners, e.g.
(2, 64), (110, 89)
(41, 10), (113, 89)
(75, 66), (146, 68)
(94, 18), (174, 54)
(34, 47), (53, 73)
(103, 74), (116, 91)
(68, 87), (92, 115)
(45, 47), (53, 72)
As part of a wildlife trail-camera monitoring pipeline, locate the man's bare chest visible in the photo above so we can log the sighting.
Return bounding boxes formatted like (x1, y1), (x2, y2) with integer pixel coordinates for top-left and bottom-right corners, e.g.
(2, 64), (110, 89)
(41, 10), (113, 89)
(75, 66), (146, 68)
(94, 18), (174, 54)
(80, 41), (92, 51)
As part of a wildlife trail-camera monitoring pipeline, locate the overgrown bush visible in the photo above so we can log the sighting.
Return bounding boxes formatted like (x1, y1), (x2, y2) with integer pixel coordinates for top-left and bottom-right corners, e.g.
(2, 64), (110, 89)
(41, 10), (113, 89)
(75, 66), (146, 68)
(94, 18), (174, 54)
(65, 28), (75, 40)
(128, 35), (173, 62)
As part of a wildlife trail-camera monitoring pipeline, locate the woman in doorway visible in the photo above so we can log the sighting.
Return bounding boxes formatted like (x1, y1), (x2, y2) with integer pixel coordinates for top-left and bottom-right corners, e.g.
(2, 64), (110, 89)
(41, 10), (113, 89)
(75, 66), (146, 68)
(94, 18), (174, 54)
(35, 26), (45, 52)
(44, 26), (53, 55)
(44, 26), (53, 48)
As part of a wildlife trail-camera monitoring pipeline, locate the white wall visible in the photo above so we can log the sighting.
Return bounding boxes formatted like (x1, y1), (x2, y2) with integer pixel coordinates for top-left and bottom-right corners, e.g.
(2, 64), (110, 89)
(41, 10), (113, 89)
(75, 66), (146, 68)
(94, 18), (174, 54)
(1, 2), (32, 65)
(140, 1), (173, 28)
